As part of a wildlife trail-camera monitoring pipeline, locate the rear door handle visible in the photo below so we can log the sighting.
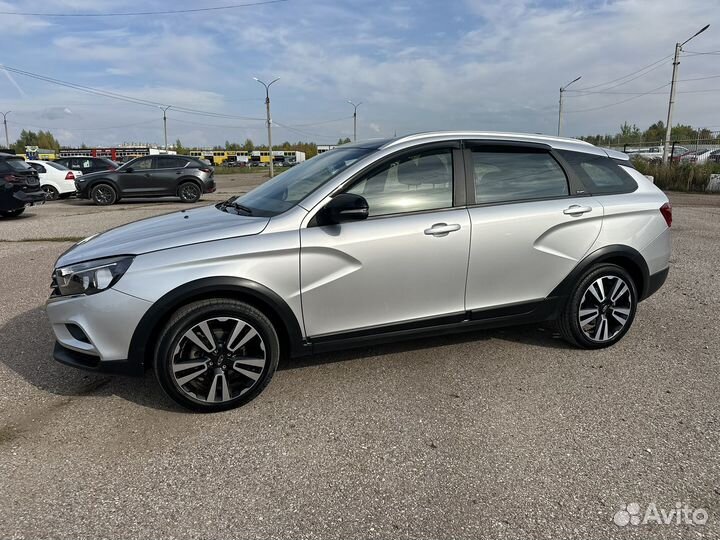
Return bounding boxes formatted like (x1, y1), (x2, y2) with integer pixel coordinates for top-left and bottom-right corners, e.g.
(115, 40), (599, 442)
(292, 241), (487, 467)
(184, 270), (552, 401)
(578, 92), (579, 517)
(424, 223), (461, 237)
(563, 205), (593, 216)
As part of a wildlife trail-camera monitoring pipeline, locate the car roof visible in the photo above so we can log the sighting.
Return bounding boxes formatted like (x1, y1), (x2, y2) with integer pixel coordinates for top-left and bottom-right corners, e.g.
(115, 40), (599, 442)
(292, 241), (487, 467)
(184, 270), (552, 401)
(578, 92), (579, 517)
(0, 152), (21, 159)
(378, 130), (619, 158)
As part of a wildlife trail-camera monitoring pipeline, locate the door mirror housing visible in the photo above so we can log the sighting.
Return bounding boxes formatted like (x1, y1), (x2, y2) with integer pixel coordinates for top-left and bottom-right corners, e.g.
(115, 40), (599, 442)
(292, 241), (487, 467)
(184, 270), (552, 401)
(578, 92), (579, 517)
(317, 193), (369, 225)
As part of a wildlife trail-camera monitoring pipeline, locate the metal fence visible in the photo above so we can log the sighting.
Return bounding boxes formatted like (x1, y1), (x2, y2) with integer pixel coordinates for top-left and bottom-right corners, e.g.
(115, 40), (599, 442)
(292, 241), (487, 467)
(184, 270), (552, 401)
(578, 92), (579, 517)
(602, 131), (720, 160)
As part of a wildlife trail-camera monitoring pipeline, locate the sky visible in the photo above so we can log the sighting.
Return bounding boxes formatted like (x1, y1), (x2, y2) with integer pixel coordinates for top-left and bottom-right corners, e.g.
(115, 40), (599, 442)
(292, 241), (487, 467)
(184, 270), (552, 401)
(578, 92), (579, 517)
(1, 0), (719, 148)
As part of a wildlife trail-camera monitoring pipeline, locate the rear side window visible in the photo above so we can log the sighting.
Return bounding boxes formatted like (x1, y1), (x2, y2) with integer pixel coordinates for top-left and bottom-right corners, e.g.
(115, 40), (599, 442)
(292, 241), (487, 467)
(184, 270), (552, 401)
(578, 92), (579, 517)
(471, 149), (569, 204)
(558, 150), (637, 195)
(158, 156), (188, 169)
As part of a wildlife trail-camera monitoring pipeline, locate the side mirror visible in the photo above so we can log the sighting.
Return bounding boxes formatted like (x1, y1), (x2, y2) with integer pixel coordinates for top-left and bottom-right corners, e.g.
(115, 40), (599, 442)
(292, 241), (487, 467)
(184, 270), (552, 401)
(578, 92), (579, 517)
(125, 167), (134, 173)
(317, 193), (369, 225)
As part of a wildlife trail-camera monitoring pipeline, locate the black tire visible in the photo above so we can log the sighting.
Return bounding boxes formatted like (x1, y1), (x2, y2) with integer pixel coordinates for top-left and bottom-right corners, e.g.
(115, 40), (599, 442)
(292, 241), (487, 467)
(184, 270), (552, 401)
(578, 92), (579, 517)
(154, 299), (280, 412)
(0, 207), (25, 218)
(178, 181), (202, 203)
(43, 185), (60, 201)
(557, 263), (637, 349)
(90, 183), (117, 206)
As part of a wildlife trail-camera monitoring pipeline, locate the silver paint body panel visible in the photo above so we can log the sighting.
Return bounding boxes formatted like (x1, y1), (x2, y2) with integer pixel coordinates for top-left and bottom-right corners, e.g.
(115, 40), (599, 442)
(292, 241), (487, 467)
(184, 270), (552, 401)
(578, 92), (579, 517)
(46, 131), (671, 365)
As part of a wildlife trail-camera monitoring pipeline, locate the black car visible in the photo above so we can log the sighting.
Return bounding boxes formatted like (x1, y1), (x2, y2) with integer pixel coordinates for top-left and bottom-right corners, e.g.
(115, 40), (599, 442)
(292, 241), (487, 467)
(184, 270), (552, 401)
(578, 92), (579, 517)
(54, 156), (118, 175)
(74, 154), (216, 206)
(0, 153), (46, 217)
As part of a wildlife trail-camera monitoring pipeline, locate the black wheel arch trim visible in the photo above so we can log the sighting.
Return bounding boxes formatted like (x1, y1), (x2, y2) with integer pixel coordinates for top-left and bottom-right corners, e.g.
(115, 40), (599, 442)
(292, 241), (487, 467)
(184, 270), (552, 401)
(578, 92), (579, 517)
(127, 276), (308, 373)
(550, 244), (651, 301)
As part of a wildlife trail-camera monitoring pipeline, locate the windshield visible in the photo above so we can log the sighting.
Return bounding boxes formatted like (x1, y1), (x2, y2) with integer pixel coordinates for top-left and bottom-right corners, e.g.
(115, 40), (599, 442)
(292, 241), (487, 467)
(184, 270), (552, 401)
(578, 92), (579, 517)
(226, 147), (376, 216)
(6, 158), (33, 171)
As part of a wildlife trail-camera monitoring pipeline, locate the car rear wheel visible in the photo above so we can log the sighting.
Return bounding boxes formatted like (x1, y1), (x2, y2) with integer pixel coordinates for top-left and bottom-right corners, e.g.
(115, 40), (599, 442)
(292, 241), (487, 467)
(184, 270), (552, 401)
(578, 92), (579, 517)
(90, 183), (117, 206)
(557, 263), (637, 349)
(154, 299), (280, 412)
(0, 208), (25, 218)
(178, 181), (201, 203)
(43, 185), (60, 201)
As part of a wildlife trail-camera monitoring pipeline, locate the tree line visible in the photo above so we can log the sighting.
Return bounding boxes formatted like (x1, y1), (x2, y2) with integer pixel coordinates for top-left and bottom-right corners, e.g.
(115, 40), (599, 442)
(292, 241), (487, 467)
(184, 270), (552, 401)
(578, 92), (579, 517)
(580, 121), (716, 147)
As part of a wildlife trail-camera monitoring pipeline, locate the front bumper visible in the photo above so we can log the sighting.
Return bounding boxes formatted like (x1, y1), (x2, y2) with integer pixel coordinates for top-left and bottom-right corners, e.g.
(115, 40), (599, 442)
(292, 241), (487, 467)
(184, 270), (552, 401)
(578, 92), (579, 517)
(46, 287), (153, 370)
(54, 342), (144, 376)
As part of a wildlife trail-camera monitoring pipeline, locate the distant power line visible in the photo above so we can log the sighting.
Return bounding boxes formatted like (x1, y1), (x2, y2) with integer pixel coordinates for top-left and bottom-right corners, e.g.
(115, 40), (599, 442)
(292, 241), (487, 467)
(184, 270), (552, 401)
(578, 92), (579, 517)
(0, 64), (266, 121)
(565, 83), (670, 113)
(0, 0), (288, 17)
(571, 55), (672, 92)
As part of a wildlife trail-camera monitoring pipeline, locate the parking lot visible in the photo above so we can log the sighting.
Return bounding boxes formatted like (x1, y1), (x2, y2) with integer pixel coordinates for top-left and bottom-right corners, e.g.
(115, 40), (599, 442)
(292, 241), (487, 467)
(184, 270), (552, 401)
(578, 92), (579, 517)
(1, 175), (719, 539)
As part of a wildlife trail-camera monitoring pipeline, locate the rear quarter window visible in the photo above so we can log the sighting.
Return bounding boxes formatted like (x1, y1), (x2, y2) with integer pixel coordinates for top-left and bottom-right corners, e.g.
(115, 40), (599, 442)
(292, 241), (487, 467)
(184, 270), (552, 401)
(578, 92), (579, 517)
(558, 150), (637, 195)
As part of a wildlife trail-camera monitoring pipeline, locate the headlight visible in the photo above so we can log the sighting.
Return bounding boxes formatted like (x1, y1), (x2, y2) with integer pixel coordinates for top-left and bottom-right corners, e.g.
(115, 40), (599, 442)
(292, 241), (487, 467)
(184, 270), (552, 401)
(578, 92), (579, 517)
(53, 256), (134, 296)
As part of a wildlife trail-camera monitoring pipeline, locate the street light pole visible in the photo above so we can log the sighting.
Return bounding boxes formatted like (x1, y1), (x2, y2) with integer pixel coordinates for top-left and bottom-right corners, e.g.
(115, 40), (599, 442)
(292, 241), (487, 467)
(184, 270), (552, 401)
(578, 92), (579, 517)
(1, 111), (10, 149)
(254, 77), (279, 178)
(160, 106), (171, 152)
(347, 100), (362, 142)
(557, 76), (581, 137)
(662, 24), (710, 164)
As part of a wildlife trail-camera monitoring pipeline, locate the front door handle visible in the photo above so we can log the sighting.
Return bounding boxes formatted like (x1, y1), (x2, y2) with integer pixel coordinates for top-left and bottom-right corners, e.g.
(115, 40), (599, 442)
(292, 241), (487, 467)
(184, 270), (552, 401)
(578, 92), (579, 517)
(563, 205), (593, 216)
(424, 223), (461, 237)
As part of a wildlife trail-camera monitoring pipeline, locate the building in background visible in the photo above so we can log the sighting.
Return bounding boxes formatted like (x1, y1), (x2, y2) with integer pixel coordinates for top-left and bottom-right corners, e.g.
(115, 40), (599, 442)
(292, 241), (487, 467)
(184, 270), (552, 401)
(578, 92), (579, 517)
(24, 146), (57, 160)
(58, 146), (176, 161)
(316, 145), (336, 154)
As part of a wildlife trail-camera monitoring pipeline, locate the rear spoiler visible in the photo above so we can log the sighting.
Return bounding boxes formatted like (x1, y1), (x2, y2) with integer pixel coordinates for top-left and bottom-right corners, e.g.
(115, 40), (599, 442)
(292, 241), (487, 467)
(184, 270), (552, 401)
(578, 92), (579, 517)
(603, 148), (635, 168)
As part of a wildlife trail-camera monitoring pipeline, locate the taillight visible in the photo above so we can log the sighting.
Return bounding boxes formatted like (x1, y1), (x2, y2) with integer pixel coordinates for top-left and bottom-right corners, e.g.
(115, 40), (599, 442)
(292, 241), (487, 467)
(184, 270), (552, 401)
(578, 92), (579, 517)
(3, 174), (18, 182)
(200, 167), (212, 173)
(660, 202), (672, 228)
(65, 171), (75, 180)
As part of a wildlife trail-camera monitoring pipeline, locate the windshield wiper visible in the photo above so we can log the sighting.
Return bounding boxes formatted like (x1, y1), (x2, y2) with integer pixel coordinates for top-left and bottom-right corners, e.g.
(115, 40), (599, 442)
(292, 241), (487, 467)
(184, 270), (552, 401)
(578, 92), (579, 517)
(217, 198), (253, 215)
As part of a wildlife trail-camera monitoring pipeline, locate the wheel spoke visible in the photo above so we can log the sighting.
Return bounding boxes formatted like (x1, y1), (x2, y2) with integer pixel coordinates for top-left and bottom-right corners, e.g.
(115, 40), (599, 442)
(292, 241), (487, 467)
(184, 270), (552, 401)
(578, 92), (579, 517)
(612, 307), (630, 325)
(232, 357), (265, 368)
(173, 360), (207, 373)
(228, 327), (258, 353)
(589, 279), (606, 302)
(611, 280), (629, 303)
(183, 322), (216, 353)
(226, 320), (248, 352)
(594, 316), (609, 341)
(175, 364), (207, 386)
(579, 308), (599, 326)
(233, 361), (261, 381)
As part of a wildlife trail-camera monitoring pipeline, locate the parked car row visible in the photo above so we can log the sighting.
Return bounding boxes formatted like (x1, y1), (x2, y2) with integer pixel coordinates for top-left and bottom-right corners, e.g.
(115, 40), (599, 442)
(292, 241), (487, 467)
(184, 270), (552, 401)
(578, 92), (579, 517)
(0, 154), (217, 216)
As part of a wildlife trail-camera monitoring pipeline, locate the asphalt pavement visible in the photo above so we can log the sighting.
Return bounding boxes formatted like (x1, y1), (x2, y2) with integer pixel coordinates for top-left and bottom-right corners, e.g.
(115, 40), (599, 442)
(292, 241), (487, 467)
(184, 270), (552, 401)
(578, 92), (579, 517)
(1, 178), (718, 539)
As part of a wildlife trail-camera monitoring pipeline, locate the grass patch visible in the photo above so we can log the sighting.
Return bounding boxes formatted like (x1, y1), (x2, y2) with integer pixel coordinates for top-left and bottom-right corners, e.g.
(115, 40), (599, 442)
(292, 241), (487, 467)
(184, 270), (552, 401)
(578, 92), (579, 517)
(632, 159), (720, 192)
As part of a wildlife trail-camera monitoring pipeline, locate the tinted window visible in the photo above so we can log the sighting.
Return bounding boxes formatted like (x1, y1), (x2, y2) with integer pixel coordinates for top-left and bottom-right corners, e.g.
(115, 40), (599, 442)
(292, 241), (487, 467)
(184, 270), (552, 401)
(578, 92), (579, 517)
(29, 163), (46, 173)
(130, 157), (154, 170)
(345, 149), (453, 217)
(6, 158), (34, 172)
(157, 156), (188, 169)
(471, 149), (568, 204)
(558, 150), (637, 194)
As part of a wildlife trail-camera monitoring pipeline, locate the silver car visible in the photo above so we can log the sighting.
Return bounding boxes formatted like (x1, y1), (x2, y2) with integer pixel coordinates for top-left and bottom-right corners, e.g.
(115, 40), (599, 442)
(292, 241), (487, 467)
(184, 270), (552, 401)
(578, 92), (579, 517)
(46, 132), (672, 412)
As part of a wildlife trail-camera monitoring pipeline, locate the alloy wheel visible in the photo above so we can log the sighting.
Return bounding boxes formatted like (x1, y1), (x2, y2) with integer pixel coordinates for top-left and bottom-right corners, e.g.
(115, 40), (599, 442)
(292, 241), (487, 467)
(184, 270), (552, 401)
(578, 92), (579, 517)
(43, 186), (59, 201)
(578, 275), (633, 343)
(179, 183), (200, 202)
(93, 185), (115, 204)
(171, 317), (267, 403)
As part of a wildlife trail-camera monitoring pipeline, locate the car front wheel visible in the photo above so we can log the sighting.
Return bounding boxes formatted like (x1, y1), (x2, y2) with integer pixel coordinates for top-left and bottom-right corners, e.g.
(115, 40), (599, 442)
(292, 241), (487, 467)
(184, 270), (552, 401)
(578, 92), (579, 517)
(557, 263), (637, 349)
(154, 299), (280, 412)
(90, 183), (117, 206)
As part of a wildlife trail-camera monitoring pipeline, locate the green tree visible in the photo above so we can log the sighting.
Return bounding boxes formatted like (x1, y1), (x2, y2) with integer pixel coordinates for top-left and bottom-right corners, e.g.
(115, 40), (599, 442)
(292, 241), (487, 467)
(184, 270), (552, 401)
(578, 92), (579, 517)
(242, 138), (254, 152)
(174, 138), (187, 154)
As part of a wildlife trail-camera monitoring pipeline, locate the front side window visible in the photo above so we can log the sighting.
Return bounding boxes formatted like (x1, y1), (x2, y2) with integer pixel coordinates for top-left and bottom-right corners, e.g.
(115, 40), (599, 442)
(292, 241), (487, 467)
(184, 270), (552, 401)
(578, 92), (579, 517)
(228, 146), (376, 217)
(129, 157), (153, 170)
(345, 149), (453, 217)
(472, 149), (568, 204)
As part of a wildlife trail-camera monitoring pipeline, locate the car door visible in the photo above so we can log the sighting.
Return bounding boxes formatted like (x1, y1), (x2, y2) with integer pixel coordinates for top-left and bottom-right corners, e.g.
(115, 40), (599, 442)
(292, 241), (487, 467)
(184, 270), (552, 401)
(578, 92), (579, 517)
(117, 156), (156, 194)
(300, 144), (471, 337)
(463, 143), (603, 312)
(155, 156), (189, 195)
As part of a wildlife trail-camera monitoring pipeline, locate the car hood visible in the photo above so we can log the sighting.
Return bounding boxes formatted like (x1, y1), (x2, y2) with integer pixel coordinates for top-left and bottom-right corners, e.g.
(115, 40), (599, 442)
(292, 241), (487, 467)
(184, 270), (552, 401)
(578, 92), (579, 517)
(57, 205), (269, 267)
